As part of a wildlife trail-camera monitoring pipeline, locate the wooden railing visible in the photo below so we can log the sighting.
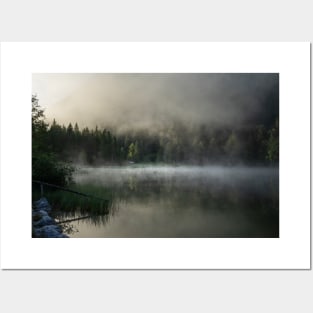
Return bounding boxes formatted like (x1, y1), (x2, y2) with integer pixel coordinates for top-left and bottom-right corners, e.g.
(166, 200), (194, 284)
(32, 180), (108, 202)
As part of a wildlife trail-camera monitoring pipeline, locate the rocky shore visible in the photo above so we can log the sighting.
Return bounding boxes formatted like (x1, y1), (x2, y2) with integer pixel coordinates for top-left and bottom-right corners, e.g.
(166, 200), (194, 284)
(32, 197), (69, 238)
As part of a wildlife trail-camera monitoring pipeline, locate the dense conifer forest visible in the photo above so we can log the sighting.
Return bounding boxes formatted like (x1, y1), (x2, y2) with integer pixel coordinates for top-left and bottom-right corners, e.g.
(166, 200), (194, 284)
(32, 94), (278, 186)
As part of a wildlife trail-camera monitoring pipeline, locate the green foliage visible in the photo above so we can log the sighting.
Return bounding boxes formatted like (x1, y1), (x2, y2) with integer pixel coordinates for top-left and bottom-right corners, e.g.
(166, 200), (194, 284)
(43, 120), (280, 165)
(32, 183), (111, 216)
(32, 96), (74, 186)
(127, 142), (139, 161)
(32, 152), (74, 186)
(32, 95), (47, 132)
(33, 94), (279, 166)
(266, 119), (279, 163)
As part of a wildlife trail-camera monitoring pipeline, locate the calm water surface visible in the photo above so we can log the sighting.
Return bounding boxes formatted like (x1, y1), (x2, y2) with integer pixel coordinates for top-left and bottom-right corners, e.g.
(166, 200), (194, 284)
(63, 166), (279, 238)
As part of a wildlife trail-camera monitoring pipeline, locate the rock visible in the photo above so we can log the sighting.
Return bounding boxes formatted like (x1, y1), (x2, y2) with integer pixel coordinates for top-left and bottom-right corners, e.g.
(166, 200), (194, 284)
(32, 197), (69, 238)
(32, 209), (49, 218)
(33, 215), (55, 227)
(33, 197), (52, 212)
(34, 225), (65, 238)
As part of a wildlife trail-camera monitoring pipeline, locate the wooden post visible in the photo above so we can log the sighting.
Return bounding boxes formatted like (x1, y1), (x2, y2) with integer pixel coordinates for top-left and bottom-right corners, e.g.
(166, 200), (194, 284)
(40, 183), (44, 197)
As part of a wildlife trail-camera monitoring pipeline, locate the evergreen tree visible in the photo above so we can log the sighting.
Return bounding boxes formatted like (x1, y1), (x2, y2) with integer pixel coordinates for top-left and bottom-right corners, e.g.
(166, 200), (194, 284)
(32, 96), (74, 186)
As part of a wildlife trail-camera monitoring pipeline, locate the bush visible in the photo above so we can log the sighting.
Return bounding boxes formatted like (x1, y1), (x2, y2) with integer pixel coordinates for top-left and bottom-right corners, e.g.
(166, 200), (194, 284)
(32, 151), (74, 186)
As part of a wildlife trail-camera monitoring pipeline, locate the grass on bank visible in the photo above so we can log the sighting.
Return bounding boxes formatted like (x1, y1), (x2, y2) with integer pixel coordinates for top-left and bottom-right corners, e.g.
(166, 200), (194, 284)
(32, 183), (113, 216)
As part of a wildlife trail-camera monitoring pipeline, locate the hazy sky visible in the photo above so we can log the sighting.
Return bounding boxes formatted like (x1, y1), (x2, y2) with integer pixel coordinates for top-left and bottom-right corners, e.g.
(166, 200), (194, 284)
(32, 73), (278, 132)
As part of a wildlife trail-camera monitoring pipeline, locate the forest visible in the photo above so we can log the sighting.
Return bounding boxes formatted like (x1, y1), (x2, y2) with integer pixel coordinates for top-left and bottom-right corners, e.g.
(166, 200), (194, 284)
(32, 94), (279, 186)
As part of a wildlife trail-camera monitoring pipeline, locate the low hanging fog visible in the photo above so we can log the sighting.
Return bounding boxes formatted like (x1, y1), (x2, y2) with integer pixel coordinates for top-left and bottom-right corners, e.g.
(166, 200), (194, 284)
(32, 73), (279, 238)
(75, 165), (278, 191)
(32, 73), (279, 166)
(70, 165), (279, 238)
(33, 73), (279, 132)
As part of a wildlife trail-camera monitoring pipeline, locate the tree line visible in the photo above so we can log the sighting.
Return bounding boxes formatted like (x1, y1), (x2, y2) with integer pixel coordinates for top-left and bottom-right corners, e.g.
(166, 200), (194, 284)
(48, 118), (278, 165)
(32, 96), (279, 185)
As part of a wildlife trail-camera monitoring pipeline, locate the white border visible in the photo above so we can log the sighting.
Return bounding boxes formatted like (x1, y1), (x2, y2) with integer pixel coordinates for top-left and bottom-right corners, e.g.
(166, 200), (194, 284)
(0, 42), (310, 269)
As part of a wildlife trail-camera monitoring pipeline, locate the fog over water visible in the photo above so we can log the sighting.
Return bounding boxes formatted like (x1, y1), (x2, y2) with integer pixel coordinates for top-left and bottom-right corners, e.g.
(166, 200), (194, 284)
(32, 73), (279, 237)
(67, 165), (279, 238)
(75, 165), (277, 192)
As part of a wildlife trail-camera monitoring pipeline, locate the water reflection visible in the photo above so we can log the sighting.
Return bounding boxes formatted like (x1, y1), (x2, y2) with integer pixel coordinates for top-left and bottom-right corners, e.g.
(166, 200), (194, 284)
(66, 166), (279, 238)
(53, 203), (118, 235)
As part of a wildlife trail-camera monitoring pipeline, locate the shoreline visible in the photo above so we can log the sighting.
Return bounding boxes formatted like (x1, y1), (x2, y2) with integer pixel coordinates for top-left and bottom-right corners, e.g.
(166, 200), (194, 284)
(32, 197), (69, 238)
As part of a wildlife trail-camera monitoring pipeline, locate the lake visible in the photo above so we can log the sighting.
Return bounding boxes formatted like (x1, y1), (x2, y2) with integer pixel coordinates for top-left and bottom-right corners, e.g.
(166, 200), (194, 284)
(57, 165), (279, 238)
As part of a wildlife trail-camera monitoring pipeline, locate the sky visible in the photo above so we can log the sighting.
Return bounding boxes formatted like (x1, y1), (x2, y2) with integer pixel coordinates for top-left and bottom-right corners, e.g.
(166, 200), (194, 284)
(32, 73), (279, 132)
